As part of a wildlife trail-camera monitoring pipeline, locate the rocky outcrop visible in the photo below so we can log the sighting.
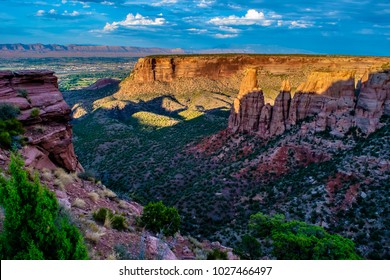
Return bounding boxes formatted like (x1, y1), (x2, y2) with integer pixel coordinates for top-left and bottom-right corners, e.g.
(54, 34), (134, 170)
(130, 54), (389, 83)
(228, 69), (390, 138)
(0, 70), (82, 172)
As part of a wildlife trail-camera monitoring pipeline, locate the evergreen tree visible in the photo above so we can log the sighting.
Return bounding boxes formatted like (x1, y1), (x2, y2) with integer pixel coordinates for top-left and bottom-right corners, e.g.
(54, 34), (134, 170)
(0, 154), (88, 259)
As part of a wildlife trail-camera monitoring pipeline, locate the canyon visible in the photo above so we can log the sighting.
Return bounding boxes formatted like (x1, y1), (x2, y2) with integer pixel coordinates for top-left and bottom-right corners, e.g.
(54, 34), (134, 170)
(1, 54), (389, 259)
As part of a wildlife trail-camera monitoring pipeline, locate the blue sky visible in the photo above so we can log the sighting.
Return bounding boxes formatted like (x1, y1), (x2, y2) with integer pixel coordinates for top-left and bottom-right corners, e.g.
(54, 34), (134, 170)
(0, 0), (389, 55)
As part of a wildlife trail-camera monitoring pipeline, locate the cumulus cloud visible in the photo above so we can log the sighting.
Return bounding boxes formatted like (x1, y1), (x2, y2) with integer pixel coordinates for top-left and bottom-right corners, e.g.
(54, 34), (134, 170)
(209, 9), (280, 26)
(36, 10), (45, 16)
(103, 13), (166, 32)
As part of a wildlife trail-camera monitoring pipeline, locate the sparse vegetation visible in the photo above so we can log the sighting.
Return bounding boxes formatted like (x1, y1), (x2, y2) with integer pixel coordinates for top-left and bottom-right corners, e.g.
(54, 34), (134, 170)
(139, 201), (180, 236)
(0, 154), (88, 259)
(30, 108), (40, 118)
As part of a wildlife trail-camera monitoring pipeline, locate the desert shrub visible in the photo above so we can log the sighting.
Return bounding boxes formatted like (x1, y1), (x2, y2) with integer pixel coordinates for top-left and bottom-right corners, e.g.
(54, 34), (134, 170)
(0, 103), (20, 120)
(139, 201), (180, 236)
(249, 212), (361, 260)
(93, 208), (113, 224)
(234, 234), (262, 260)
(206, 249), (228, 260)
(111, 215), (127, 231)
(30, 108), (40, 118)
(0, 154), (88, 259)
(0, 103), (24, 149)
(17, 89), (28, 98)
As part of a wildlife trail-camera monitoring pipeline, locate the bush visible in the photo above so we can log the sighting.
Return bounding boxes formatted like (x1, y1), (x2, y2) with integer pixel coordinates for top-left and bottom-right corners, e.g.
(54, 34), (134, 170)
(30, 108), (40, 118)
(0, 103), (24, 149)
(0, 154), (88, 259)
(111, 215), (127, 231)
(0, 103), (20, 120)
(139, 201), (180, 236)
(93, 208), (113, 224)
(234, 234), (262, 260)
(249, 212), (361, 260)
(93, 208), (127, 231)
(206, 249), (228, 260)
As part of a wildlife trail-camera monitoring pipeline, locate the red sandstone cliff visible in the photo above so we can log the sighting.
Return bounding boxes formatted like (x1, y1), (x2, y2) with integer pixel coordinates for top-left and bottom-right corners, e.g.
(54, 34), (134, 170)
(130, 54), (388, 83)
(0, 70), (82, 172)
(228, 68), (390, 138)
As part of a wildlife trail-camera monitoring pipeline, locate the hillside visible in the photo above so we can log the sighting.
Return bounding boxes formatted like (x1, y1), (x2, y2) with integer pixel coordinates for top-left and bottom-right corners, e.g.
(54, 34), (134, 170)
(64, 54), (390, 259)
(0, 70), (237, 260)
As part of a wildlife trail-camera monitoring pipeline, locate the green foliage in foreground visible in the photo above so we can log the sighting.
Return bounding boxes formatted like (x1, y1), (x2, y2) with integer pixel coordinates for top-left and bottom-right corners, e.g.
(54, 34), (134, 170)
(248, 212), (361, 260)
(0, 103), (24, 149)
(0, 154), (88, 259)
(139, 201), (180, 236)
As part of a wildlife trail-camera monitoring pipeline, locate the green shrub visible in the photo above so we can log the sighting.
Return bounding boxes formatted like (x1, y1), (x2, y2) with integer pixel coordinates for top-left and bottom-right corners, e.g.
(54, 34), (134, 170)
(17, 89), (28, 98)
(139, 201), (180, 236)
(249, 212), (361, 260)
(111, 215), (127, 231)
(93, 208), (126, 230)
(206, 249), (228, 260)
(0, 154), (88, 259)
(0, 103), (20, 120)
(0, 104), (24, 149)
(30, 108), (40, 118)
(93, 208), (113, 224)
(234, 234), (262, 260)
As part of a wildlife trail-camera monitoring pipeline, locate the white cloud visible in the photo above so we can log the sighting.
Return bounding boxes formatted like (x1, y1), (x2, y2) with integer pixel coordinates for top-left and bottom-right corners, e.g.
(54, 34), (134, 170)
(289, 20), (313, 29)
(197, 0), (214, 8)
(63, 10), (80, 17)
(187, 28), (208, 34)
(102, 1), (115, 5)
(152, 0), (178, 6)
(61, 0), (67, 4)
(49, 9), (57, 14)
(36, 10), (45, 16)
(103, 13), (166, 32)
(214, 33), (238, 39)
(218, 26), (240, 33)
(209, 9), (279, 26)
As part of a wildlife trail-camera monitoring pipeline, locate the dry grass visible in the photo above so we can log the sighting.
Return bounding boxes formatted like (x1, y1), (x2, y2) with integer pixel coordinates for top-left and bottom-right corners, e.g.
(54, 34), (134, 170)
(99, 187), (117, 199)
(72, 198), (87, 209)
(88, 192), (100, 202)
(85, 230), (105, 244)
(41, 168), (53, 181)
(54, 168), (75, 187)
(53, 178), (65, 191)
(118, 200), (129, 209)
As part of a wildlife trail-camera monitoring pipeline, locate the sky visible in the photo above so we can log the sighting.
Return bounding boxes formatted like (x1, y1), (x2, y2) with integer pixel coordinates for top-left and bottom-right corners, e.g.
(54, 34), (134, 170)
(0, 0), (389, 55)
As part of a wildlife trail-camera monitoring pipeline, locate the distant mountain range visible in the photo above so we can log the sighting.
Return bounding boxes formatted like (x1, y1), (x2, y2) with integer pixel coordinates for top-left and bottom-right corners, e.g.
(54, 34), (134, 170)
(0, 43), (187, 58)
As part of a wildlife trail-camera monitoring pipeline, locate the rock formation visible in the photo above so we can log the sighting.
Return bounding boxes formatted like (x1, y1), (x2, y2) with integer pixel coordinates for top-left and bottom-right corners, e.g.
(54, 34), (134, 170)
(0, 70), (82, 172)
(228, 69), (390, 138)
(130, 54), (388, 83)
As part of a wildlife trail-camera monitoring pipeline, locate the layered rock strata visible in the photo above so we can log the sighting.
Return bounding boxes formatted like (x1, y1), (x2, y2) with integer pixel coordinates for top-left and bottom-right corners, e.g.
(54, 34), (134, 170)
(0, 70), (82, 172)
(130, 55), (389, 83)
(228, 69), (390, 138)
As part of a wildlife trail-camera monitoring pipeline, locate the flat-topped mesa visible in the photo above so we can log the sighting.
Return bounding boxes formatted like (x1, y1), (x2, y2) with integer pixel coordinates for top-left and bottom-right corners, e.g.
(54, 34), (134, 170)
(228, 69), (390, 138)
(0, 70), (82, 172)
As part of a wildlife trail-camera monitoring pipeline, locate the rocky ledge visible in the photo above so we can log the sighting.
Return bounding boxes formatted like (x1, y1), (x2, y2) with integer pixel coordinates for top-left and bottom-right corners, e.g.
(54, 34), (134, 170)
(0, 70), (82, 172)
(228, 68), (390, 138)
